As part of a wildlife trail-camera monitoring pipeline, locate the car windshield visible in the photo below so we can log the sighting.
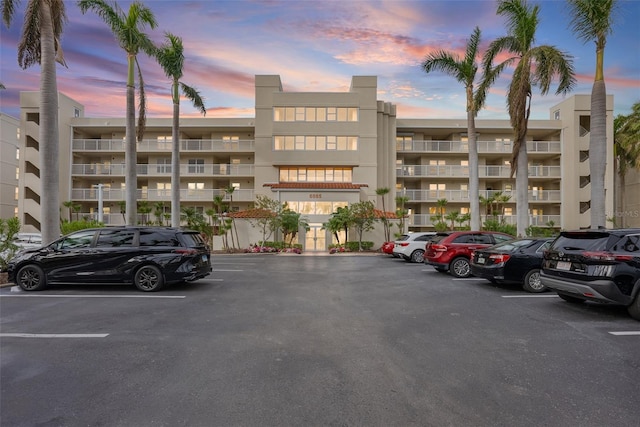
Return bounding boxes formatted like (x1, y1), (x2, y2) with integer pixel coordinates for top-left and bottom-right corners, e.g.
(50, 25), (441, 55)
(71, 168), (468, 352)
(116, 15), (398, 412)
(491, 239), (534, 252)
(552, 232), (611, 252)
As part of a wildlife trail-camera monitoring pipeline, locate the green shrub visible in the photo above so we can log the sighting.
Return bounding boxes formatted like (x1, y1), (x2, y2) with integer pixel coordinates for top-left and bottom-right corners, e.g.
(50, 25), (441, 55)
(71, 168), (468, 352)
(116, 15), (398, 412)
(344, 241), (374, 251)
(60, 219), (104, 235)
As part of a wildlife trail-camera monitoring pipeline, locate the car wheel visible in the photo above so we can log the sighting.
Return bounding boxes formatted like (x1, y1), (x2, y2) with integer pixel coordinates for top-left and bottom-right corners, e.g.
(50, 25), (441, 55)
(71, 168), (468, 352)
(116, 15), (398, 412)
(557, 293), (585, 304)
(134, 265), (164, 292)
(626, 281), (640, 321)
(522, 269), (546, 293)
(450, 257), (471, 278)
(410, 250), (425, 263)
(16, 264), (47, 291)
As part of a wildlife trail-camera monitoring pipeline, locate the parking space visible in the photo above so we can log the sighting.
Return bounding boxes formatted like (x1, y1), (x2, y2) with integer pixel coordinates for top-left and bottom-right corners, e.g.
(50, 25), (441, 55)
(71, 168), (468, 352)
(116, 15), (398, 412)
(1, 254), (638, 426)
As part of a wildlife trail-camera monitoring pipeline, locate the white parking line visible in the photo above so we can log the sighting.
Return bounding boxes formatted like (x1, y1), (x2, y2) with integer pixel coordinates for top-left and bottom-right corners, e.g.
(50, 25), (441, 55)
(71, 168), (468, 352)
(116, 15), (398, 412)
(501, 295), (559, 298)
(214, 269), (243, 272)
(608, 331), (640, 336)
(0, 294), (185, 299)
(0, 333), (109, 338)
(452, 278), (485, 281)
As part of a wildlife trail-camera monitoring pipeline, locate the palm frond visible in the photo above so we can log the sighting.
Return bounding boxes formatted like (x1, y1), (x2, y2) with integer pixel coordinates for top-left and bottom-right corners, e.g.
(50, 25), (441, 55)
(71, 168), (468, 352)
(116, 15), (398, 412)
(180, 82), (207, 116)
(567, 0), (617, 44)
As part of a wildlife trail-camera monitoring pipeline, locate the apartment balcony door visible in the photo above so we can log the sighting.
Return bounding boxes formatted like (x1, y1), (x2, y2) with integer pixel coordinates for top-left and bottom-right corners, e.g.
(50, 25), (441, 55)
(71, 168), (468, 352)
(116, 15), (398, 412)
(305, 224), (326, 252)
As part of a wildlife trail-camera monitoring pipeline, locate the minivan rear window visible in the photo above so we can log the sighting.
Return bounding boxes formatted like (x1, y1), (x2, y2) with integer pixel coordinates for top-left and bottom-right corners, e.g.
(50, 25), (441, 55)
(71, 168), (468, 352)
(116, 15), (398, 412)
(139, 230), (180, 247)
(180, 232), (206, 248)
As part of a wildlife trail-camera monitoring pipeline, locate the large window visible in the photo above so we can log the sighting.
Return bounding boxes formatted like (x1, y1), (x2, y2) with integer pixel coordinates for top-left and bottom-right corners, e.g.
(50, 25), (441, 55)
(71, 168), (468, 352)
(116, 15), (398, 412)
(188, 159), (205, 174)
(279, 168), (352, 183)
(274, 107), (358, 122)
(274, 136), (358, 151)
(287, 201), (348, 215)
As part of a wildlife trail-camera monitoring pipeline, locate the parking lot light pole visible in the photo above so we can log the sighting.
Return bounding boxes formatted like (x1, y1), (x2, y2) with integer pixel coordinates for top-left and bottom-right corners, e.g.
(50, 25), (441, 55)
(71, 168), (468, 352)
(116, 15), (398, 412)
(94, 184), (104, 223)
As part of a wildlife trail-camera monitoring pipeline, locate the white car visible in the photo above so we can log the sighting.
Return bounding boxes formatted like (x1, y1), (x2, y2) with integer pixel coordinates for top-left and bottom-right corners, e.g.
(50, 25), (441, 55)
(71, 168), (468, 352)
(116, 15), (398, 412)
(393, 232), (436, 263)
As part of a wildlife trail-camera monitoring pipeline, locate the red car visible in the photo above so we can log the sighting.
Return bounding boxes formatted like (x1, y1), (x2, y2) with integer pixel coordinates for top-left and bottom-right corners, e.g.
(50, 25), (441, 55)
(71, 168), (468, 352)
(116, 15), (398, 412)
(424, 231), (514, 278)
(381, 241), (395, 255)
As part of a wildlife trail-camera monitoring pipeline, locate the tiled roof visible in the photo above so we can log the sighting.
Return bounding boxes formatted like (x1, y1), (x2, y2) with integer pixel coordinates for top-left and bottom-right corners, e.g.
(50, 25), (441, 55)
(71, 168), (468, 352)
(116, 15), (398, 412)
(374, 209), (398, 219)
(228, 208), (275, 219)
(264, 182), (368, 190)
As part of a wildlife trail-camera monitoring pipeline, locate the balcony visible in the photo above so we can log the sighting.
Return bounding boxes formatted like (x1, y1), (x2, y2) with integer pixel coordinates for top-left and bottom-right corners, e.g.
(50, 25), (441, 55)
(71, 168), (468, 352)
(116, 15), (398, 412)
(71, 188), (255, 203)
(403, 189), (561, 203)
(71, 163), (255, 177)
(408, 214), (560, 227)
(396, 140), (561, 154)
(72, 139), (255, 152)
(397, 165), (560, 179)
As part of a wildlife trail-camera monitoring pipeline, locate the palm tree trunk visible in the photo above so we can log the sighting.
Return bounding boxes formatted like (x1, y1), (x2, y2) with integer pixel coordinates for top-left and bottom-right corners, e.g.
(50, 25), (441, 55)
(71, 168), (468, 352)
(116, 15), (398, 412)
(125, 54), (137, 226)
(516, 144), (529, 237)
(39, 2), (61, 245)
(467, 109), (480, 230)
(590, 79), (607, 229)
(171, 96), (180, 227)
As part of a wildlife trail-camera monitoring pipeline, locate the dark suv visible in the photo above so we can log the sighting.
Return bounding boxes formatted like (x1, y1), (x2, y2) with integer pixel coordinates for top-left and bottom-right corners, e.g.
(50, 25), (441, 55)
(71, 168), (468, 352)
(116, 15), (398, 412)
(7, 227), (212, 292)
(540, 229), (640, 320)
(424, 231), (514, 278)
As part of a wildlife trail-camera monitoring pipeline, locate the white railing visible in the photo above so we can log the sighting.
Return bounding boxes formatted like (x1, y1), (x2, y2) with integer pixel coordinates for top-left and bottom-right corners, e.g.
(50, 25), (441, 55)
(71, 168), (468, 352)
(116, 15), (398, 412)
(403, 189), (561, 202)
(71, 163), (255, 177)
(71, 188), (255, 202)
(409, 214), (560, 227)
(396, 140), (561, 153)
(397, 165), (560, 178)
(72, 139), (255, 152)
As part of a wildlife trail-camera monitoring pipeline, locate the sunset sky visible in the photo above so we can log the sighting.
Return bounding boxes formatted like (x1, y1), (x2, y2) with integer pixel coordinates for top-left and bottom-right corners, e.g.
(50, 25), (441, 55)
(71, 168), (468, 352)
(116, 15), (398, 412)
(1, 0), (639, 121)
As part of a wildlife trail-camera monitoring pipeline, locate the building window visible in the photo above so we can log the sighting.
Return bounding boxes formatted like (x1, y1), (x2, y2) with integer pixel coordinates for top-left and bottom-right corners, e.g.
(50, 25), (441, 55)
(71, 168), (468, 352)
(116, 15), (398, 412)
(279, 167), (352, 183)
(15, 167), (19, 180)
(187, 182), (204, 195)
(273, 135), (358, 151)
(74, 108), (81, 118)
(273, 107), (358, 122)
(157, 158), (171, 174)
(14, 187), (19, 200)
(157, 182), (171, 197)
(554, 110), (560, 120)
(157, 136), (171, 150)
(188, 159), (205, 174)
(15, 148), (19, 160)
(16, 127), (20, 140)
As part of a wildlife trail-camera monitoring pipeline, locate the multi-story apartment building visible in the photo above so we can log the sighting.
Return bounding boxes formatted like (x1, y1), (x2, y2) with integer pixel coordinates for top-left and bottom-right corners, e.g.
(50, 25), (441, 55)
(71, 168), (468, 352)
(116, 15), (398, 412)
(0, 113), (20, 219)
(13, 75), (614, 251)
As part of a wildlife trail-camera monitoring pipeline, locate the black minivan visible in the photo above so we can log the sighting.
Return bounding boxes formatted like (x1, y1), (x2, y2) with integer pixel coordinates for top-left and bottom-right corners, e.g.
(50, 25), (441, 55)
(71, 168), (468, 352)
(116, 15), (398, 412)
(7, 227), (212, 292)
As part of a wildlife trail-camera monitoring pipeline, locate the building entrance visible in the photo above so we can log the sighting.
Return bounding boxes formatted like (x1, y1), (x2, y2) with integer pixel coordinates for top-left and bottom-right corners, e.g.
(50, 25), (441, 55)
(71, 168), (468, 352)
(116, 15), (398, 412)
(305, 224), (326, 252)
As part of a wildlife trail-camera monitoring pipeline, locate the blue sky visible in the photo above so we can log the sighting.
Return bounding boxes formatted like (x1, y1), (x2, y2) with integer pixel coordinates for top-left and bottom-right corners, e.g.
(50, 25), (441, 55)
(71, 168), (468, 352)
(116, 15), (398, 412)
(1, 0), (639, 120)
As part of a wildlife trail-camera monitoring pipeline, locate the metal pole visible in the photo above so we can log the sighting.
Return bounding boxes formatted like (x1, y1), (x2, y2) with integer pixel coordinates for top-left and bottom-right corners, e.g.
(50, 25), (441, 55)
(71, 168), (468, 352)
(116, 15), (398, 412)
(97, 184), (104, 223)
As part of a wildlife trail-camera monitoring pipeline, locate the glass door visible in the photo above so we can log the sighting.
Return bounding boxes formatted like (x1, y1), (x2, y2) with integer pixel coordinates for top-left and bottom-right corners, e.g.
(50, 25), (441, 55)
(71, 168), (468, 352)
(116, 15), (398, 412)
(305, 224), (326, 252)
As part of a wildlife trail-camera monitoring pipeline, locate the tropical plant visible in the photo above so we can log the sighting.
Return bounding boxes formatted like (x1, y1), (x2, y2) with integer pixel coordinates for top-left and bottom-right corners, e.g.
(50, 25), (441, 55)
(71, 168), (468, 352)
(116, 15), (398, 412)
(395, 195), (409, 236)
(155, 32), (207, 227)
(137, 200), (152, 224)
(117, 200), (126, 223)
(484, 0), (576, 236)
(224, 185), (240, 249)
(62, 200), (80, 222)
(153, 201), (166, 225)
(2, 0), (68, 245)
(180, 206), (199, 229)
(567, 0), (618, 229)
(613, 102), (640, 227)
(422, 26), (502, 231)
(444, 211), (460, 231)
(0, 217), (20, 271)
(78, 0), (157, 225)
(249, 195), (281, 246)
(350, 200), (377, 251)
(280, 208), (309, 248)
(375, 187), (391, 241)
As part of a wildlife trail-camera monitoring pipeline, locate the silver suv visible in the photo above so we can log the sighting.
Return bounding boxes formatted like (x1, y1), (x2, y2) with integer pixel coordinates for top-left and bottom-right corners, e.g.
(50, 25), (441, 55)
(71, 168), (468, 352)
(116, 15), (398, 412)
(393, 232), (436, 263)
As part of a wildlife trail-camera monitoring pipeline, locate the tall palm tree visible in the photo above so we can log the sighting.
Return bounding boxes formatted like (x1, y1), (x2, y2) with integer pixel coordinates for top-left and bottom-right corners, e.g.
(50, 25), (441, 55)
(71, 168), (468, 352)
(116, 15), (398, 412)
(78, 0), (157, 226)
(375, 187), (391, 241)
(422, 27), (503, 231)
(2, 0), (67, 244)
(484, 0), (575, 236)
(567, 0), (618, 229)
(613, 102), (640, 227)
(155, 32), (207, 228)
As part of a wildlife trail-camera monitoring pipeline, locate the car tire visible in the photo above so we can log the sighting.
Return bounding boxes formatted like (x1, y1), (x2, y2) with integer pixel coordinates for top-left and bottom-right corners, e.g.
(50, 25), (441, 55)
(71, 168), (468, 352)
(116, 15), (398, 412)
(626, 281), (640, 321)
(522, 269), (546, 293)
(134, 265), (164, 292)
(410, 250), (425, 263)
(450, 257), (471, 278)
(557, 293), (585, 304)
(16, 264), (47, 291)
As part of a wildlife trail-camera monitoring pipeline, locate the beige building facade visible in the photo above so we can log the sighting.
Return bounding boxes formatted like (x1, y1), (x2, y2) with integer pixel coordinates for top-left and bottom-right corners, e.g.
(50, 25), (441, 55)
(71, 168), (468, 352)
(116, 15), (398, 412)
(0, 113), (20, 219)
(13, 76), (616, 251)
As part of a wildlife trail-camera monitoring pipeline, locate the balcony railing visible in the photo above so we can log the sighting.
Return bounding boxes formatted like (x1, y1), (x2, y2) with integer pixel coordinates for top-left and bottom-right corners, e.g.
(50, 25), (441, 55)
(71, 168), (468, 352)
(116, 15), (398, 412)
(71, 188), (255, 202)
(408, 214), (561, 227)
(397, 165), (561, 178)
(396, 140), (561, 154)
(403, 189), (561, 203)
(72, 139), (255, 152)
(71, 163), (255, 177)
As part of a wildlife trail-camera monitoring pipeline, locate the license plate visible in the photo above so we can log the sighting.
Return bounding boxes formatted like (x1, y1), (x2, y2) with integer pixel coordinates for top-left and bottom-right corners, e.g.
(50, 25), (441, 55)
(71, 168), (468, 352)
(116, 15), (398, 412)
(557, 261), (571, 270)
(476, 257), (485, 264)
(202, 254), (208, 262)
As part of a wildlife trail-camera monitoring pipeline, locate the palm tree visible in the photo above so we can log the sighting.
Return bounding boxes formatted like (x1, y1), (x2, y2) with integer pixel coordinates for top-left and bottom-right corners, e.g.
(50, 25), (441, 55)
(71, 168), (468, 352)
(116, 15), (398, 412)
(422, 27), (502, 232)
(375, 187), (391, 241)
(155, 32), (207, 228)
(484, 0), (576, 236)
(567, 0), (618, 229)
(613, 102), (640, 227)
(224, 185), (239, 249)
(2, 0), (67, 245)
(78, 0), (157, 226)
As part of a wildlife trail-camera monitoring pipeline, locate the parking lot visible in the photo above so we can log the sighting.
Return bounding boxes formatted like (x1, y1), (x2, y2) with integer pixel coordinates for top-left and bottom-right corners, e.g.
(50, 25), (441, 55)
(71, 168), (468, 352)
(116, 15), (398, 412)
(1, 253), (639, 426)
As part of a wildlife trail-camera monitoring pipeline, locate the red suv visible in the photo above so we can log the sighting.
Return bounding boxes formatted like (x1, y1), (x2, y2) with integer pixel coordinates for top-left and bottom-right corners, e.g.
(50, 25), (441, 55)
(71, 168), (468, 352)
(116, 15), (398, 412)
(424, 231), (514, 278)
